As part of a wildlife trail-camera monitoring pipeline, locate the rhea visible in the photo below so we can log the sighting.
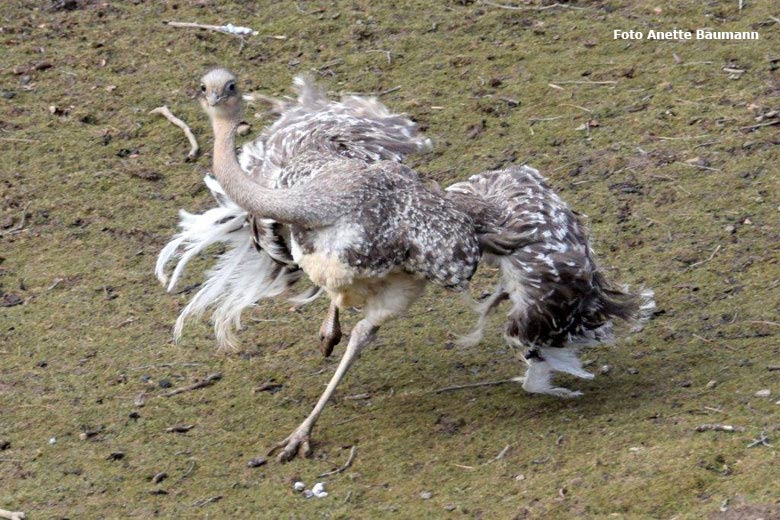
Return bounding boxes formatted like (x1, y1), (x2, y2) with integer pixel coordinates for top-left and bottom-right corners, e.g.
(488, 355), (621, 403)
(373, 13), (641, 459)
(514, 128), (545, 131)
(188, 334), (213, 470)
(163, 69), (653, 462)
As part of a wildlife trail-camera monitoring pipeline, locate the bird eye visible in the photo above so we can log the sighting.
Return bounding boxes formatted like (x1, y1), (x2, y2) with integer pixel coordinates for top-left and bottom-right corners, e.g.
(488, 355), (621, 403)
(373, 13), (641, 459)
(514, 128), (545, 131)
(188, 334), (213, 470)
(200, 84), (206, 93)
(227, 81), (236, 92)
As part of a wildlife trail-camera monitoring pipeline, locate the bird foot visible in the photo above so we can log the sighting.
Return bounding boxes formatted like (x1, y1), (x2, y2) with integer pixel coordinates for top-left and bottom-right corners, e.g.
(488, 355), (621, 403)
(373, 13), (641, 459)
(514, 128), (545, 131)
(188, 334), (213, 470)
(318, 325), (342, 358)
(267, 427), (312, 463)
(319, 333), (341, 357)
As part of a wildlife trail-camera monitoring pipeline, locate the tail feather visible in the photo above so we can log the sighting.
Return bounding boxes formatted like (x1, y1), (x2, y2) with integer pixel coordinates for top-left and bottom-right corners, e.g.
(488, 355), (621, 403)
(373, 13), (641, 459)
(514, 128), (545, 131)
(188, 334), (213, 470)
(446, 165), (655, 395)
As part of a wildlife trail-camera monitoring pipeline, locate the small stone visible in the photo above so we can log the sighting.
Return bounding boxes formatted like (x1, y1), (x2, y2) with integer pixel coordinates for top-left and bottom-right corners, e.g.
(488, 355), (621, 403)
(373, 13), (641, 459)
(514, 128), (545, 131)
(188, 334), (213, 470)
(445, 504), (457, 511)
(679, 380), (692, 388)
(1, 91), (16, 100)
(152, 472), (167, 484)
(0, 440), (10, 450)
(514, 474), (526, 481)
(49, 437), (56, 445)
(755, 389), (771, 398)
(311, 482), (328, 498)
(107, 451), (125, 461)
(20, 75), (31, 85)
(600, 364), (612, 375)
(724, 225), (736, 234)
(158, 379), (172, 389)
(627, 367), (639, 375)
(420, 491), (433, 500)
(246, 457), (267, 468)
(293, 481), (305, 492)
(706, 380), (718, 389)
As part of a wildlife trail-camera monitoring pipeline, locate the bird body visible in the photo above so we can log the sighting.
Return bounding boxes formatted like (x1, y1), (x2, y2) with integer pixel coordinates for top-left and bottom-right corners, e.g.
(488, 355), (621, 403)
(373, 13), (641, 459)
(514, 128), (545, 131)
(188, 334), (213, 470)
(280, 152), (480, 308)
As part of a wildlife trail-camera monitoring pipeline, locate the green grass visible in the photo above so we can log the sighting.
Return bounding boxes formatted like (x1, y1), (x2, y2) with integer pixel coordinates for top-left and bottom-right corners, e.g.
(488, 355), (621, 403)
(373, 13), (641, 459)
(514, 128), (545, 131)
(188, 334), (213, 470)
(2, 0), (780, 517)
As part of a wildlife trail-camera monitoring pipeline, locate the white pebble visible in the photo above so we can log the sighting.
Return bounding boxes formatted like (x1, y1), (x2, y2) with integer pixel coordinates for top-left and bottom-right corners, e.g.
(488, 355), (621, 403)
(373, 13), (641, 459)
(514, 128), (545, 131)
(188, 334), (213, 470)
(48, 437), (56, 445)
(293, 481), (305, 492)
(755, 389), (771, 398)
(311, 482), (328, 498)
(420, 491), (432, 500)
(303, 489), (314, 498)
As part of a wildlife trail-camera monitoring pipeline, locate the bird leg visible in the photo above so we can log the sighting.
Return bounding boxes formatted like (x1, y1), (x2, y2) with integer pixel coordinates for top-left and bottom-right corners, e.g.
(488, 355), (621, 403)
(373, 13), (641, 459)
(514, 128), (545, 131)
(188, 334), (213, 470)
(269, 319), (378, 462)
(318, 303), (341, 357)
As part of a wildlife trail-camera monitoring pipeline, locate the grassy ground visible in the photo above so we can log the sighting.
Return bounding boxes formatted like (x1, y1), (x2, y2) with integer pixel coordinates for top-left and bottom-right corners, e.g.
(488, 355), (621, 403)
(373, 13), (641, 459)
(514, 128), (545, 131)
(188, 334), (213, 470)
(2, 0), (780, 517)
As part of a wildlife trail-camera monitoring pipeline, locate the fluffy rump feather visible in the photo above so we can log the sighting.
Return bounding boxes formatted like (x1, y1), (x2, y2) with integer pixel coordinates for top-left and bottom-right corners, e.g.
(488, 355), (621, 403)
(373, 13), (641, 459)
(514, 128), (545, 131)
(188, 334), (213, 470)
(156, 175), (303, 351)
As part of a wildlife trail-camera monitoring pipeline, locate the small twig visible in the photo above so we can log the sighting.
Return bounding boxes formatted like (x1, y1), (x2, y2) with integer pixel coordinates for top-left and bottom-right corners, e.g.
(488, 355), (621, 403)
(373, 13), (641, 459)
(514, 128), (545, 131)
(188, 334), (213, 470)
(343, 393), (371, 401)
(166, 424), (195, 433)
(377, 85), (401, 96)
(150, 106), (200, 161)
(554, 80), (617, 85)
(164, 21), (257, 36)
(494, 445), (511, 460)
(316, 58), (344, 71)
(696, 424), (744, 432)
(317, 445), (357, 477)
(162, 373), (221, 397)
(740, 119), (780, 132)
(0, 203), (31, 236)
(751, 320), (780, 328)
(687, 245), (721, 269)
(747, 432), (771, 448)
(678, 161), (721, 172)
(0, 137), (38, 143)
(193, 496), (222, 507)
(176, 460), (196, 483)
(0, 509), (25, 520)
(481, 0), (586, 10)
(433, 377), (521, 394)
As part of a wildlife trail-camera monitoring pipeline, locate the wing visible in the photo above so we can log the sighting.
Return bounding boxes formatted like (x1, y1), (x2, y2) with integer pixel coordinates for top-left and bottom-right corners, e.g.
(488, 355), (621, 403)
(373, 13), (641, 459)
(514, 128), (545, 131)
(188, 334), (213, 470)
(239, 75), (431, 187)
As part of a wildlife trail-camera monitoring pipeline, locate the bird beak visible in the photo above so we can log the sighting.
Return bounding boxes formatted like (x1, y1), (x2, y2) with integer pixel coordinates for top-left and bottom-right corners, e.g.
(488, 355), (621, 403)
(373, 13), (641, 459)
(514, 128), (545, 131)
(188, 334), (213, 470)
(207, 92), (220, 106)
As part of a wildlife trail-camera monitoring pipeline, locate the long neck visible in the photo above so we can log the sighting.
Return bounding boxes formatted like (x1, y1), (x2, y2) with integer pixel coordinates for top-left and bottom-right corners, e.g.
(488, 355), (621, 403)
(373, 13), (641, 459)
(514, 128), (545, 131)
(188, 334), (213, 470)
(210, 116), (315, 226)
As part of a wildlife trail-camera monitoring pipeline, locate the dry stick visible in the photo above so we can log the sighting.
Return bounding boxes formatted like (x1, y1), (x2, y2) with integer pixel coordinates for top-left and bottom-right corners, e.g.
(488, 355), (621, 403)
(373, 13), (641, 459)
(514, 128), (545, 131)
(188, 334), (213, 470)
(554, 80), (617, 85)
(0, 203), (31, 236)
(0, 509), (25, 520)
(433, 377), (521, 394)
(150, 106), (200, 161)
(750, 320), (780, 328)
(318, 445), (357, 478)
(481, 0), (586, 10)
(740, 119), (780, 132)
(696, 424), (744, 432)
(162, 373), (222, 397)
(687, 245), (721, 269)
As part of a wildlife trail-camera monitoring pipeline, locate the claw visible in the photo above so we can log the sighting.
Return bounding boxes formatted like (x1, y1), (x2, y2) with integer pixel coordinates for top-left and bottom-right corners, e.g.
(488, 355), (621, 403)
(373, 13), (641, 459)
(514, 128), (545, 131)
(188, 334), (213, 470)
(267, 430), (312, 463)
(319, 331), (341, 357)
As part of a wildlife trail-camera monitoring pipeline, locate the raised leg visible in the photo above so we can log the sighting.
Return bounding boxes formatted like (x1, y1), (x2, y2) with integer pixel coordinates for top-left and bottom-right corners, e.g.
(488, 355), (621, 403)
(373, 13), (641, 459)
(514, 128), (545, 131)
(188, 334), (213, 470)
(269, 318), (377, 462)
(318, 303), (341, 357)
(269, 274), (425, 463)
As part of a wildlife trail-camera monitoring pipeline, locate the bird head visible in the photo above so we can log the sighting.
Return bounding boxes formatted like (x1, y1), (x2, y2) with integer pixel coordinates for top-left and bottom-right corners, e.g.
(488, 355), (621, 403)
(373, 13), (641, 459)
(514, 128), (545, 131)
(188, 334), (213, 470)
(199, 68), (242, 121)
